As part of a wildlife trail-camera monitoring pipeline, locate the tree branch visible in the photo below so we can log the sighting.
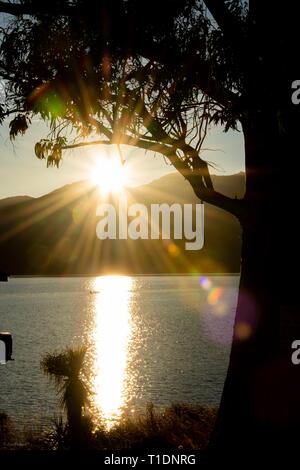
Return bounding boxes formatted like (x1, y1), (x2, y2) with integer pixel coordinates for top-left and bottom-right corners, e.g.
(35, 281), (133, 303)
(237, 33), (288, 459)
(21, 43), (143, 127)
(203, 0), (244, 45)
(188, 177), (243, 217)
(135, 40), (239, 107)
(173, 141), (243, 217)
(61, 133), (242, 217)
(62, 139), (111, 150)
(0, 1), (77, 16)
(88, 116), (113, 141)
(0, 2), (240, 108)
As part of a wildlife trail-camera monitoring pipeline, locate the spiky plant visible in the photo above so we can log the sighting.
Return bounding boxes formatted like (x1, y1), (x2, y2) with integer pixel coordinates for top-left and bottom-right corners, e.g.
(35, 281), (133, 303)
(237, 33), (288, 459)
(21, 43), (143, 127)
(41, 347), (89, 447)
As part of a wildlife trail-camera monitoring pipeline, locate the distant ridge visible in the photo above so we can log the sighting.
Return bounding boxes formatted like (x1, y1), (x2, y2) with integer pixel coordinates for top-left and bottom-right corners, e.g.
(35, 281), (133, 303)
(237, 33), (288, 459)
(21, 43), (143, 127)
(0, 172), (243, 275)
(0, 195), (34, 209)
(136, 171), (245, 200)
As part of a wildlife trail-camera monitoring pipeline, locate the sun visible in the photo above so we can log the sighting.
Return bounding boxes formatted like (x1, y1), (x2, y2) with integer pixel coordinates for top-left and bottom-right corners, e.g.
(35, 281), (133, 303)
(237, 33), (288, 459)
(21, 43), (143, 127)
(90, 155), (128, 194)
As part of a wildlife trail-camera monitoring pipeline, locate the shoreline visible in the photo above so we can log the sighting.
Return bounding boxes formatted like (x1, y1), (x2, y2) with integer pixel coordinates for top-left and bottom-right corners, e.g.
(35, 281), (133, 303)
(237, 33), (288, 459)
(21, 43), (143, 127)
(9, 273), (240, 278)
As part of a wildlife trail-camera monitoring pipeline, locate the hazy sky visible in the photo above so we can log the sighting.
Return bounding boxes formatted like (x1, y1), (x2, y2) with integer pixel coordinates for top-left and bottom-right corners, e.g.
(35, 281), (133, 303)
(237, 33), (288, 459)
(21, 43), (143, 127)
(0, 119), (245, 199)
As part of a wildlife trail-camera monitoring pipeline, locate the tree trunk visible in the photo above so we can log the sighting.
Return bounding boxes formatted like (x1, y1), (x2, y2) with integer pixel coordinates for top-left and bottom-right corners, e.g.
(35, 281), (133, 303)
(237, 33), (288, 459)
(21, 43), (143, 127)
(209, 115), (300, 460)
(68, 408), (83, 450)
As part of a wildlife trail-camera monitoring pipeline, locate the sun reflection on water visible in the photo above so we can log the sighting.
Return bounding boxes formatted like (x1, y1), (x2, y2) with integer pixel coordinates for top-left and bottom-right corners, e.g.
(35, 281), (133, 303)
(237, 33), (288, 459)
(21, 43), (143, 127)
(89, 275), (133, 429)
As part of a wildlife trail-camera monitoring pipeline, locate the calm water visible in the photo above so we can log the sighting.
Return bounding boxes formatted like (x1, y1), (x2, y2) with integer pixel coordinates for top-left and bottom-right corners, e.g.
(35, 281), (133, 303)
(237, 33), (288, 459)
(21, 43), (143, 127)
(0, 275), (239, 429)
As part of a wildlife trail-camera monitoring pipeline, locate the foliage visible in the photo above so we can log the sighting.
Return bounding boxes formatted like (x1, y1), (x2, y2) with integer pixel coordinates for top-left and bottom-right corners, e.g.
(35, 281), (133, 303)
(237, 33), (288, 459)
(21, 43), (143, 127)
(41, 347), (89, 447)
(98, 403), (217, 451)
(41, 347), (88, 413)
(0, 403), (217, 451)
(0, 1), (249, 217)
(0, 411), (15, 448)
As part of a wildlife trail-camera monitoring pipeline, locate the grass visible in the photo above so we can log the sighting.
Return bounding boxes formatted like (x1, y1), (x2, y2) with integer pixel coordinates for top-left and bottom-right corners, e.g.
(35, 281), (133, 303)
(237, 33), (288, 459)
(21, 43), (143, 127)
(0, 403), (217, 451)
(0, 412), (15, 449)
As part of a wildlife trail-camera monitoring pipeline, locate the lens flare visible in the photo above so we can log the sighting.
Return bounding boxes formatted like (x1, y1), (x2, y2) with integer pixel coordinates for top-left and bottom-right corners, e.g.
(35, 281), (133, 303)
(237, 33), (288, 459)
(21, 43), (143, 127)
(235, 321), (252, 341)
(207, 287), (223, 306)
(199, 276), (212, 291)
(167, 243), (180, 257)
(199, 276), (229, 317)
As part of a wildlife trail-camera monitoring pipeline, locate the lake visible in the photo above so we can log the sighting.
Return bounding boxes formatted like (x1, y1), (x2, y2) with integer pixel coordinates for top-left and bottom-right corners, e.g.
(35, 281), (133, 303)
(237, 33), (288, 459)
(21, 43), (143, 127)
(0, 275), (239, 429)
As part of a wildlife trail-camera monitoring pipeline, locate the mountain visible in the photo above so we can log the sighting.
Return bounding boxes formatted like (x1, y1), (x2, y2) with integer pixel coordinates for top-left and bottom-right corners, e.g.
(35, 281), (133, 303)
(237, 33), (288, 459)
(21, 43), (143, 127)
(141, 171), (245, 200)
(0, 173), (243, 274)
(0, 195), (34, 210)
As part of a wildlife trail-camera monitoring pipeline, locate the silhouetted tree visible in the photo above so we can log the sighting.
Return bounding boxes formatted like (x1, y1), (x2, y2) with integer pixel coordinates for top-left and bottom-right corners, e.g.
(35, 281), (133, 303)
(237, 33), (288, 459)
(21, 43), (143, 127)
(41, 347), (89, 448)
(1, 0), (299, 458)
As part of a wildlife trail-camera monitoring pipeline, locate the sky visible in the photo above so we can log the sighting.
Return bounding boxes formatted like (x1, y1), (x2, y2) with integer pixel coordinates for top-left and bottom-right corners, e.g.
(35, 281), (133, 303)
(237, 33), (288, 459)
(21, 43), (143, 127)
(0, 119), (245, 199)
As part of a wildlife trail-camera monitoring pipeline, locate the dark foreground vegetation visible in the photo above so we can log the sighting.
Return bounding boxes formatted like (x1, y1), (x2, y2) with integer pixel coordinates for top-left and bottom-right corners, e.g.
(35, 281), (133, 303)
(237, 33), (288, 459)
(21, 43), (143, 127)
(0, 348), (216, 469)
(0, 404), (216, 451)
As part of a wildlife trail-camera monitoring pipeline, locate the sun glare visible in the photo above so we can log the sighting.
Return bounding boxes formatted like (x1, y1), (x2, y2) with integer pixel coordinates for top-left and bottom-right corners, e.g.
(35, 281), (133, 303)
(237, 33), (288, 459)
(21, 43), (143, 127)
(90, 155), (128, 194)
(90, 275), (133, 429)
